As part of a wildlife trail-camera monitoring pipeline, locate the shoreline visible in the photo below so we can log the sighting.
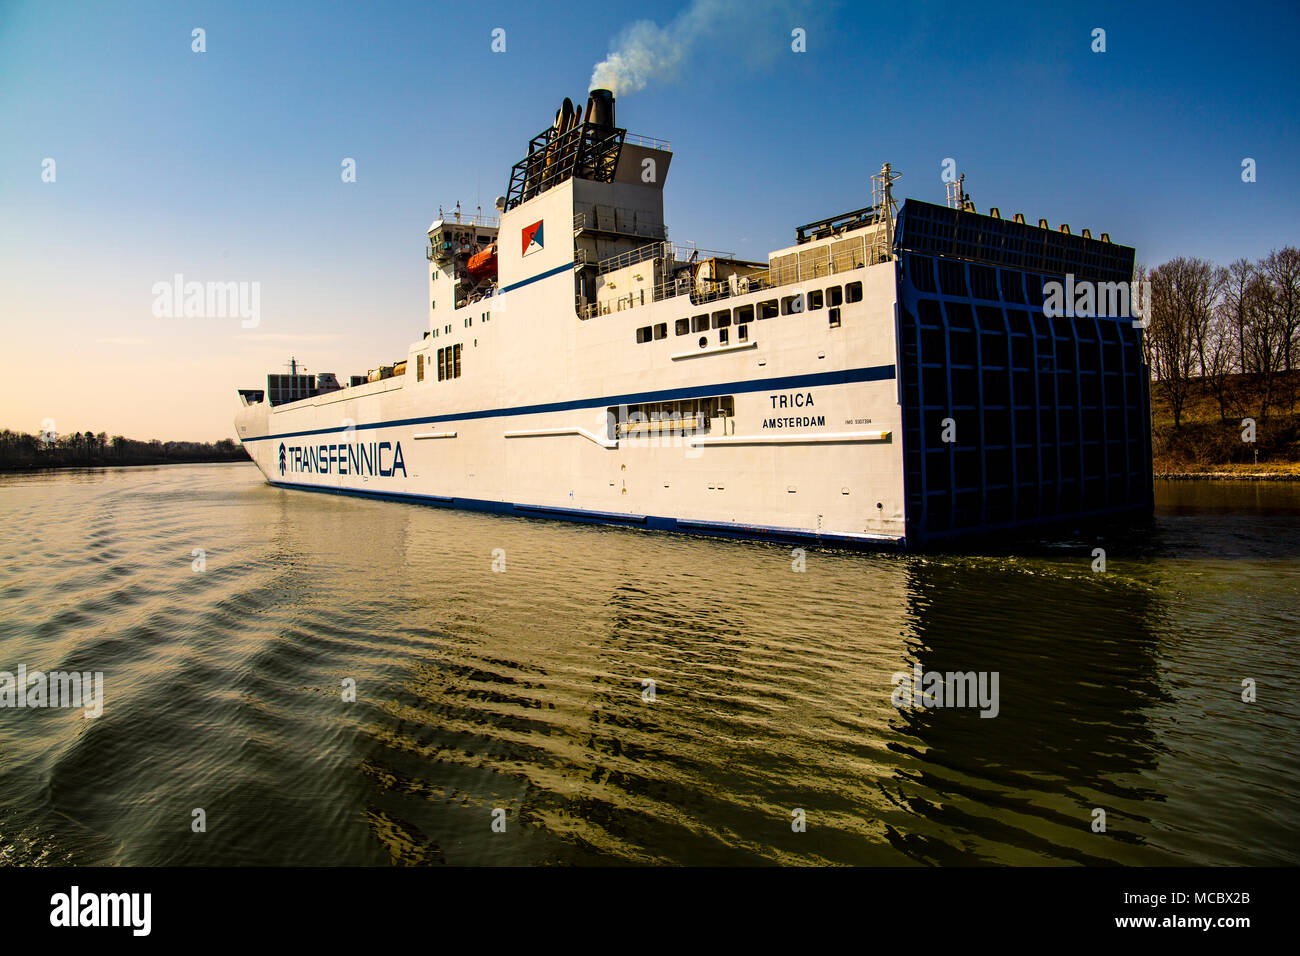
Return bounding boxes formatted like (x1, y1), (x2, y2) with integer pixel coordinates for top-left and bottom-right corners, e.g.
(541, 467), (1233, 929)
(0, 457), (250, 475)
(1155, 471), (1300, 481)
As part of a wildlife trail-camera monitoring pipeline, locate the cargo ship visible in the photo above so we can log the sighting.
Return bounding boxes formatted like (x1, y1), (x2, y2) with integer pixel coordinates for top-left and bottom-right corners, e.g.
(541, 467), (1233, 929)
(235, 89), (1152, 548)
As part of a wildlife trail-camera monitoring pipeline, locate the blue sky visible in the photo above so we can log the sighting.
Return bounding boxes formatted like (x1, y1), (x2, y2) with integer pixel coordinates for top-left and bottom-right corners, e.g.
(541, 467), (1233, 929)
(2, 0), (1297, 440)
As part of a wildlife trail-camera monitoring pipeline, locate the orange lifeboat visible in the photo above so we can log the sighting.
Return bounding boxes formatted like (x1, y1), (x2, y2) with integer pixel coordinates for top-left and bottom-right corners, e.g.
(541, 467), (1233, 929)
(467, 241), (498, 281)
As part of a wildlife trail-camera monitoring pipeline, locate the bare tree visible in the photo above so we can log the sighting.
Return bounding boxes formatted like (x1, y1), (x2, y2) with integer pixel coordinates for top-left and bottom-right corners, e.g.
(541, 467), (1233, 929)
(1204, 269), (1240, 422)
(1222, 259), (1255, 372)
(1173, 257), (1221, 374)
(1261, 248), (1300, 410)
(1241, 271), (1287, 420)
(1147, 258), (1212, 428)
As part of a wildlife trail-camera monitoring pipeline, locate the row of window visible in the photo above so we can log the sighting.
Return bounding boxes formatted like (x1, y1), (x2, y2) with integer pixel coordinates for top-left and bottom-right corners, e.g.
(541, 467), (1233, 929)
(635, 281), (865, 344)
(437, 344), (462, 381)
(414, 344), (464, 382)
(605, 396), (736, 439)
(640, 323), (760, 348)
(428, 308), (492, 341)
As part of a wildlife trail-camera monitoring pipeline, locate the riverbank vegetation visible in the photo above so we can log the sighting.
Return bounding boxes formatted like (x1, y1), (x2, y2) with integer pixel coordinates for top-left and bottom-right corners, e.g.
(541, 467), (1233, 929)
(0, 430), (250, 472)
(1150, 372), (1300, 474)
(1145, 248), (1300, 474)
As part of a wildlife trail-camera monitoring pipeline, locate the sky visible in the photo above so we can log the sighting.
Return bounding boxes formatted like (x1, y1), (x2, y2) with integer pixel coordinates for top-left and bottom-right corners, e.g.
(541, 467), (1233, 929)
(2, 0), (1297, 441)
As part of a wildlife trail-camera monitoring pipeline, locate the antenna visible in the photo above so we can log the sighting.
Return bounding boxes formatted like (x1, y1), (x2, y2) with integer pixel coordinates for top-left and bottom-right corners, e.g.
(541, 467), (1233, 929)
(946, 172), (969, 209)
(872, 162), (901, 261)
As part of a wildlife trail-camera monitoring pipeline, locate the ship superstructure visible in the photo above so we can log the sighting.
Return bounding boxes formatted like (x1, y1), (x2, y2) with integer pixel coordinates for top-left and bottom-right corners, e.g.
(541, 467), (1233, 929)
(235, 90), (1152, 548)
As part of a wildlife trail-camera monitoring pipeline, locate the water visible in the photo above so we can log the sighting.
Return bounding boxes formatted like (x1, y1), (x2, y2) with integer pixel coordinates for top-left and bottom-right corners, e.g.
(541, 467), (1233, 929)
(1, 464), (1297, 865)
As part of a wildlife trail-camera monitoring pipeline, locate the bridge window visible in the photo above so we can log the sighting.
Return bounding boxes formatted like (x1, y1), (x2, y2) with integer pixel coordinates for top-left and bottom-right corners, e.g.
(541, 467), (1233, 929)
(712, 309), (731, 328)
(637, 326), (652, 343)
(846, 281), (863, 303)
(675, 318), (690, 336)
(758, 299), (778, 319)
(654, 323), (668, 340)
(735, 304), (754, 324)
(807, 290), (824, 310)
(692, 314), (709, 332)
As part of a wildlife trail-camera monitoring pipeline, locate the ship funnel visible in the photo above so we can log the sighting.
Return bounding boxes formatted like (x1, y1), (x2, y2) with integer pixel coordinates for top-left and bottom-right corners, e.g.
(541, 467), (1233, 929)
(586, 88), (615, 128)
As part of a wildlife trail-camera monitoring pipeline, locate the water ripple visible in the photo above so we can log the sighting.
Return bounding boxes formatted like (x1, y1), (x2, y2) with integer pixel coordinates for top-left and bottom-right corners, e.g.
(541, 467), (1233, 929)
(0, 465), (1296, 864)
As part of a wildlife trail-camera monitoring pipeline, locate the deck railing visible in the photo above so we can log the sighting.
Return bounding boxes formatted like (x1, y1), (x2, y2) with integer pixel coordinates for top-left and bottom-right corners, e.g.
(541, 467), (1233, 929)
(577, 237), (889, 319)
(573, 211), (668, 243)
(430, 210), (500, 228)
(623, 132), (671, 151)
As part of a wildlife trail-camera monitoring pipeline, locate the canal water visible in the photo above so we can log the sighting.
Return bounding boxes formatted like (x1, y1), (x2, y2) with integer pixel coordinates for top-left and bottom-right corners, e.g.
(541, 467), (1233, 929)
(1, 464), (1296, 864)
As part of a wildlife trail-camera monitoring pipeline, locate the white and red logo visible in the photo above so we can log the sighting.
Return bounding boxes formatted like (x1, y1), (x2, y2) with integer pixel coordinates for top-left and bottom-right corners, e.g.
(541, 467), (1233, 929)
(521, 220), (544, 257)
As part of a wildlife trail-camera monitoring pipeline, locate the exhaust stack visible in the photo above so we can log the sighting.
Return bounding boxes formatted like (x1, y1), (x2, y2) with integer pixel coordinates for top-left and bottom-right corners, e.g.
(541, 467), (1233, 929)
(586, 88), (615, 128)
(509, 89), (625, 210)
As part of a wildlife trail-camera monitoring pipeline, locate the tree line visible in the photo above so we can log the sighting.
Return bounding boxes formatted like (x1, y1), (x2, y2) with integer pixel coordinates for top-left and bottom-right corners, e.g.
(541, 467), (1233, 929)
(0, 430), (250, 472)
(1143, 247), (1300, 427)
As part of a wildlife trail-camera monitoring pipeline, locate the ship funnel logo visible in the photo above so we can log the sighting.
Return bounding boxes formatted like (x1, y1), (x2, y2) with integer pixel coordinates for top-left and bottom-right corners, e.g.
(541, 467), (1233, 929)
(278, 442), (286, 476)
(521, 220), (544, 257)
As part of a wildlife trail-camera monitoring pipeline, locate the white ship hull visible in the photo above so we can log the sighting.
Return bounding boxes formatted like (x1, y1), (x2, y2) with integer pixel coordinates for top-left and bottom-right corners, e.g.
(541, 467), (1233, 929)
(235, 90), (1152, 549)
(237, 254), (908, 546)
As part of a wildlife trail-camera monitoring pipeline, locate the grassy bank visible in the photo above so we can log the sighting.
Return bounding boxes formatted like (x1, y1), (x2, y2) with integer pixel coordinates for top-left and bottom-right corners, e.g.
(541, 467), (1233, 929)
(1151, 371), (1300, 476)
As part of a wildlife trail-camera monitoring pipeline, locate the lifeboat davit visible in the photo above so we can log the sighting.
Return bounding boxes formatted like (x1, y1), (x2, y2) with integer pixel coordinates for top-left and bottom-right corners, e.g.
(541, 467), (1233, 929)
(467, 242), (498, 281)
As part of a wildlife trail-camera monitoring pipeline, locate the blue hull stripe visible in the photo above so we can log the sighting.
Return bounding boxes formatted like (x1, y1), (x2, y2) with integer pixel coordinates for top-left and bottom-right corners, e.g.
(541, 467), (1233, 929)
(499, 261), (573, 293)
(244, 363), (896, 443)
(265, 479), (906, 549)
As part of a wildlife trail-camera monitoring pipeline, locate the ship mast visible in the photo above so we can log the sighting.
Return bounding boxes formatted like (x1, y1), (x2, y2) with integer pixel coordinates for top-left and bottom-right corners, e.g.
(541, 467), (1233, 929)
(945, 172), (972, 211)
(872, 162), (901, 260)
